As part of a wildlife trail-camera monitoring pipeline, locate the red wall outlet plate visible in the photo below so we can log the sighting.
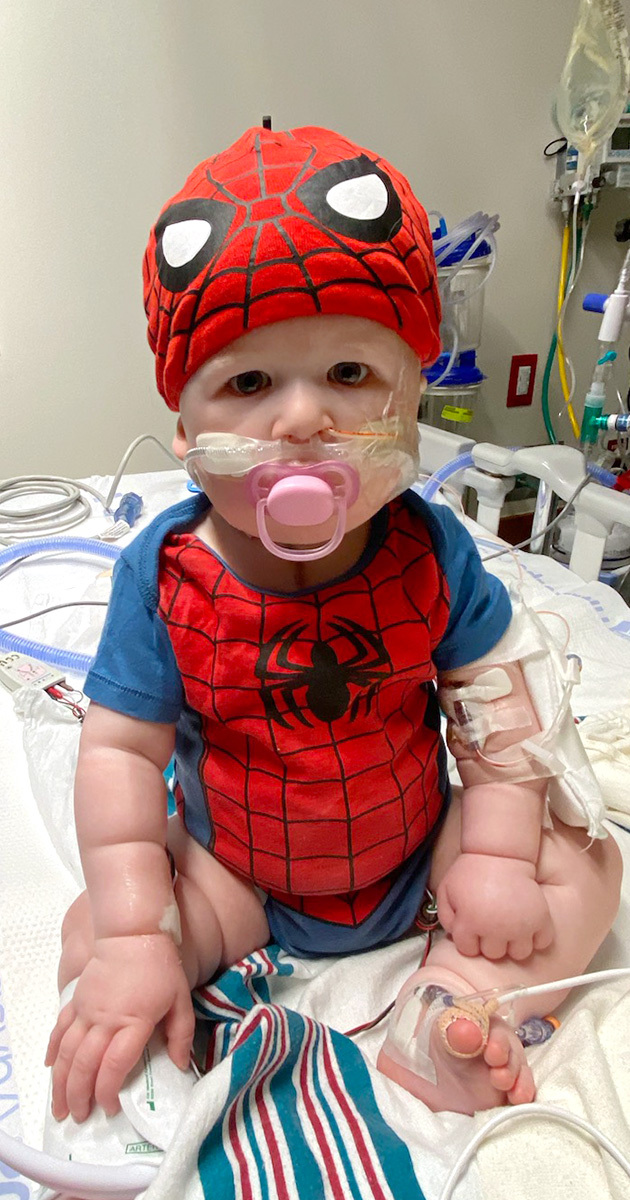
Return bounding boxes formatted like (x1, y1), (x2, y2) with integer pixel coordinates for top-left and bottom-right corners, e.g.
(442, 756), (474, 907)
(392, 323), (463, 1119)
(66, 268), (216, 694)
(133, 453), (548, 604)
(507, 354), (538, 407)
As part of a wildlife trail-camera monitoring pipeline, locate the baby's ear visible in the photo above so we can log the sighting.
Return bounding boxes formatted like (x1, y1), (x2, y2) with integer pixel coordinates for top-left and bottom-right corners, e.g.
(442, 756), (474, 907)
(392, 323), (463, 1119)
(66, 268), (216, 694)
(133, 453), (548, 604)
(172, 416), (190, 462)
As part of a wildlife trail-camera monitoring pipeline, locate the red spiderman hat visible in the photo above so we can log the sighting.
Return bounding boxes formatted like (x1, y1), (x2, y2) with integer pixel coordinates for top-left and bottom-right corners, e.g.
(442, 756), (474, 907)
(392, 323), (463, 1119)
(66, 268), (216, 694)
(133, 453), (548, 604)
(143, 125), (442, 411)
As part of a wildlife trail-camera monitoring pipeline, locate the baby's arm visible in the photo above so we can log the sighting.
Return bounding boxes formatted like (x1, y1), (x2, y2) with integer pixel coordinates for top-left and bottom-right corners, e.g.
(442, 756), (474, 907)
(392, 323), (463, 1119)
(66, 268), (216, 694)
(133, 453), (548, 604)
(436, 659), (553, 962)
(46, 702), (194, 1122)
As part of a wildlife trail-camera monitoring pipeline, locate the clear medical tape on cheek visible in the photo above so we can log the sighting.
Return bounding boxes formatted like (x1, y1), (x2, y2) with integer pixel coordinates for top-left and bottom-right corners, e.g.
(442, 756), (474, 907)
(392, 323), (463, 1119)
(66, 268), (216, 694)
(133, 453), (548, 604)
(184, 418), (409, 480)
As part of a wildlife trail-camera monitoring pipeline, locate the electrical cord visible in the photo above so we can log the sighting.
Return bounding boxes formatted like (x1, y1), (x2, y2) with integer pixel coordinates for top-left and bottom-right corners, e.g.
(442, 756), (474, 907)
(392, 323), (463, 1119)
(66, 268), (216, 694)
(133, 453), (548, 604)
(100, 435), (181, 509)
(0, 476), (106, 539)
(438, 1104), (630, 1200)
(0, 600), (108, 630)
(0, 434), (182, 543)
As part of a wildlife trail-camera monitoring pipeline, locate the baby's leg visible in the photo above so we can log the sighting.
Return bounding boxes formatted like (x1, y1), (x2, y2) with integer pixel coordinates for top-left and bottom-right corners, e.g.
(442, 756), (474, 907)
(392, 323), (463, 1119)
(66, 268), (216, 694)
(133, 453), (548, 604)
(377, 795), (623, 1114)
(58, 813), (269, 993)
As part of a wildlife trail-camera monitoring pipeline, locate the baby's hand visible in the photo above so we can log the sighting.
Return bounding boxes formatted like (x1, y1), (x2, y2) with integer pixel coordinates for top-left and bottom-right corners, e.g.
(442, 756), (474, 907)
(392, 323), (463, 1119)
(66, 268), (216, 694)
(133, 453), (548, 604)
(437, 852), (554, 962)
(45, 933), (194, 1123)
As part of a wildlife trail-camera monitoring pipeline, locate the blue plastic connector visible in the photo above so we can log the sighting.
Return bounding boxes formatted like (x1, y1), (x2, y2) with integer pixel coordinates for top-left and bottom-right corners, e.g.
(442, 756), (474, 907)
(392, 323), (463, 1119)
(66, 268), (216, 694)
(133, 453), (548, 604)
(582, 293), (608, 314)
(113, 492), (143, 527)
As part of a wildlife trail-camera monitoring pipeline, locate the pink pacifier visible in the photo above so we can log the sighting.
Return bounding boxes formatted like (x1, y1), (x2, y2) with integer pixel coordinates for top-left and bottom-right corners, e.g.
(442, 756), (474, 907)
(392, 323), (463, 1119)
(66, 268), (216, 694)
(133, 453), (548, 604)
(247, 462), (360, 561)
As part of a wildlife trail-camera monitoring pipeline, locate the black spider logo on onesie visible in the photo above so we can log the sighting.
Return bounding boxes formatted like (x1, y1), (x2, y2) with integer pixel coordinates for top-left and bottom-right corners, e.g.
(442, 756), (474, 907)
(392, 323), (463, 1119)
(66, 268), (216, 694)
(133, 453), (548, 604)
(255, 617), (393, 728)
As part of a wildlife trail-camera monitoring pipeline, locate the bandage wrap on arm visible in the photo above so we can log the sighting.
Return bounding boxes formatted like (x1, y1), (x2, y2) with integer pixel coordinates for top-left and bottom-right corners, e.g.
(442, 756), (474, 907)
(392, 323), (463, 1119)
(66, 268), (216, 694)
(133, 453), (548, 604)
(438, 596), (606, 839)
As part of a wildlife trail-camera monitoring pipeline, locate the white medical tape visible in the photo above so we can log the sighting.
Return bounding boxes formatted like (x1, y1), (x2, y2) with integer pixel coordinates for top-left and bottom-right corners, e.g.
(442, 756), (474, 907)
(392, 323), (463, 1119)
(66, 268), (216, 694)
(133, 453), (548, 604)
(441, 667), (514, 705)
(159, 901), (183, 946)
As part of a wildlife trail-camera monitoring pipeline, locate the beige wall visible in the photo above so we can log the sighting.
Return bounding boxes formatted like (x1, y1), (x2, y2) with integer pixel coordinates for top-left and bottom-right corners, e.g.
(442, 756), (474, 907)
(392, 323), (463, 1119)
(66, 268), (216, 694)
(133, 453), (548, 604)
(2, 0), (630, 477)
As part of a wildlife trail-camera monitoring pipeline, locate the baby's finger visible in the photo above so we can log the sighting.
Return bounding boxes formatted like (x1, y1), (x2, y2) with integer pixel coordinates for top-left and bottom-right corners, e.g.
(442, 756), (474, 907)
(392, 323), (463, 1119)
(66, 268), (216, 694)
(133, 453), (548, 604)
(164, 994), (195, 1071)
(51, 1018), (90, 1121)
(507, 935), (534, 962)
(66, 1026), (115, 1124)
(453, 926), (480, 958)
(533, 924), (554, 952)
(94, 1022), (152, 1116)
(45, 1002), (76, 1068)
(480, 933), (508, 961)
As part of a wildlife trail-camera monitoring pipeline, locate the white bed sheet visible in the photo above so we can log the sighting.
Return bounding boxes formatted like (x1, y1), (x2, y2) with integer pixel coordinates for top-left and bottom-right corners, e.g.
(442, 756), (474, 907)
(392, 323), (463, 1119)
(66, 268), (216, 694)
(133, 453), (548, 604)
(0, 469), (629, 1199)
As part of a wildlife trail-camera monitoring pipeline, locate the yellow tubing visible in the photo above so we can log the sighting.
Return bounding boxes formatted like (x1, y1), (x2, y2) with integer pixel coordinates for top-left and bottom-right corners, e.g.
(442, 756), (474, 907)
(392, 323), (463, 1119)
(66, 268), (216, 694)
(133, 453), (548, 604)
(556, 221), (581, 439)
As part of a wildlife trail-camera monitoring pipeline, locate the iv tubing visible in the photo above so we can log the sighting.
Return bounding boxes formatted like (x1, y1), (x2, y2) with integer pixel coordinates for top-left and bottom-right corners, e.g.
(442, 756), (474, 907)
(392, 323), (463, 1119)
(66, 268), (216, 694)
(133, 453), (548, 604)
(542, 220), (585, 443)
(556, 220), (580, 437)
(497, 966), (630, 1008)
(0, 537), (120, 673)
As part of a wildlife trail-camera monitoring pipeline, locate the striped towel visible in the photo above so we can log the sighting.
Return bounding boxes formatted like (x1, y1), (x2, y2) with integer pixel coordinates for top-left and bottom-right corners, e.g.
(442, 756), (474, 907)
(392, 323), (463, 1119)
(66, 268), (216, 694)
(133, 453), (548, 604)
(141, 947), (428, 1200)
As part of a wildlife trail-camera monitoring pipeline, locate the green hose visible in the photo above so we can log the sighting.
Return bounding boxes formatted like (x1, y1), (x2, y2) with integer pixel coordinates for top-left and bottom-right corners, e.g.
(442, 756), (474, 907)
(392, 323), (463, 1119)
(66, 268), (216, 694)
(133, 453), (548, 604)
(541, 332), (559, 444)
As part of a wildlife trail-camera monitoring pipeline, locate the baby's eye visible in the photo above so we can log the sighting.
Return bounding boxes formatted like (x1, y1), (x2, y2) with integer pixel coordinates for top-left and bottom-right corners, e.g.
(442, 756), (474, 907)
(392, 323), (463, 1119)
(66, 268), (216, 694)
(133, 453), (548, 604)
(328, 362), (369, 386)
(228, 370), (272, 395)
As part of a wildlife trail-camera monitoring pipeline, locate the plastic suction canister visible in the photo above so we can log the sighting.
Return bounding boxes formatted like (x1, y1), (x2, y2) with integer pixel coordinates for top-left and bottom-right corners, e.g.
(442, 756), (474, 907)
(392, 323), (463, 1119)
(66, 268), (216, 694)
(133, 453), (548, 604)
(0, 537), (120, 673)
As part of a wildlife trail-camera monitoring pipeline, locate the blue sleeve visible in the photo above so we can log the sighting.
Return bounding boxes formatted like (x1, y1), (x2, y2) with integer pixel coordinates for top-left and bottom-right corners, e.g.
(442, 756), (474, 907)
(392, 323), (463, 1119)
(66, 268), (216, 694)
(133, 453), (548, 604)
(84, 556), (184, 723)
(409, 496), (512, 671)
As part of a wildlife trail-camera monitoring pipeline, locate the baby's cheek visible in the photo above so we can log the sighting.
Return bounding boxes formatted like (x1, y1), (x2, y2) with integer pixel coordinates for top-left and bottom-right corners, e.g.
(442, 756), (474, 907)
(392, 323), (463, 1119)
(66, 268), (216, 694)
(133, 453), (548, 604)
(203, 478), (260, 537)
(344, 466), (403, 530)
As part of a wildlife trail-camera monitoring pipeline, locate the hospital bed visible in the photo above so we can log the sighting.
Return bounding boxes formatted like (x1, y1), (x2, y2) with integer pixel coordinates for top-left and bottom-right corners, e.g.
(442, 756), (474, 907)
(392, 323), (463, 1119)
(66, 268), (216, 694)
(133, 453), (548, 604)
(1, 457), (630, 1200)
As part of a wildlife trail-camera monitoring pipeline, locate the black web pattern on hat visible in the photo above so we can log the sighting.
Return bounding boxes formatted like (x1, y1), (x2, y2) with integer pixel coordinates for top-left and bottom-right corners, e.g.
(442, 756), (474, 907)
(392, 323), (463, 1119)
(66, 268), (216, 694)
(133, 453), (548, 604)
(145, 132), (439, 377)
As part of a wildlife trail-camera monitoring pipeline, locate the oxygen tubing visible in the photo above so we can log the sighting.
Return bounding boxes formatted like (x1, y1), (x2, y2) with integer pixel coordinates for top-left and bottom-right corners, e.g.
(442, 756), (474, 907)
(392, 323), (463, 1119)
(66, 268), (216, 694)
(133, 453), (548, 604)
(418, 452), (617, 503)
(0, 537), (120, 673)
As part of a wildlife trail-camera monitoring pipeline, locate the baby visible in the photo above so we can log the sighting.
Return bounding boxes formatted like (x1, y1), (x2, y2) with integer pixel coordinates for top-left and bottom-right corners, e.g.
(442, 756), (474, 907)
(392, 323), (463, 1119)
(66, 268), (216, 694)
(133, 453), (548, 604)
(46, 125), (622, 1124)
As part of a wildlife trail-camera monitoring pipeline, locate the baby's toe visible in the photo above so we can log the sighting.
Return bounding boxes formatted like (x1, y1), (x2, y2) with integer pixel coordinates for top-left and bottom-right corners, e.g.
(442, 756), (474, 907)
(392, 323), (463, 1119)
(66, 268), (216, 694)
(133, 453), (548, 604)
(485, 1023), (530, 1094)
(507, 1061), (536, 1106)
(483, 1022), (514, 1070)
(444, 1017), (484, 1057)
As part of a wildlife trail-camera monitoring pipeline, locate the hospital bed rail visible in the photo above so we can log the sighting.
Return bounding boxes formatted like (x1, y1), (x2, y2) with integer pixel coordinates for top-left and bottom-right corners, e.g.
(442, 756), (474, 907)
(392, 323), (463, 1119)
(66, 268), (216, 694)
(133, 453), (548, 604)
(418, 425), (630, 582)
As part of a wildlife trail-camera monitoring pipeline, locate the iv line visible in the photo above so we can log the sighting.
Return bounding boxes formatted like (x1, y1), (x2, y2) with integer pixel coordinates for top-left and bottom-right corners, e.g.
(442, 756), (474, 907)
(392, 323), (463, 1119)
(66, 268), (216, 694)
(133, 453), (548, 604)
(496, 965), (630, 1008)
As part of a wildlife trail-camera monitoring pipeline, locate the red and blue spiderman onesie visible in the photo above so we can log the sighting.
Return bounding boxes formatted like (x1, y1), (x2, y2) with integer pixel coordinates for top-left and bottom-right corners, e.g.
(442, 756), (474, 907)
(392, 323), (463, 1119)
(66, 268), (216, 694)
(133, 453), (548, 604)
(84, 489), (511, 957)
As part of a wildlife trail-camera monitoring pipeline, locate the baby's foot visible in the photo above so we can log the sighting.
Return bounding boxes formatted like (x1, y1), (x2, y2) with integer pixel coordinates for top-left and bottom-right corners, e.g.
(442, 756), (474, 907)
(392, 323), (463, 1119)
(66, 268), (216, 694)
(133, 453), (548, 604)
(376, 973), (535, 1116)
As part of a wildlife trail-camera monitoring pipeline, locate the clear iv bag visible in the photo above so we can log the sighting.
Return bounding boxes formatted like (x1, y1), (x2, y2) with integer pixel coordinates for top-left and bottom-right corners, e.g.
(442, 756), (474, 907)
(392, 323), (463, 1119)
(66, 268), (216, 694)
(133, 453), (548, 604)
(555, 0), (630, 170)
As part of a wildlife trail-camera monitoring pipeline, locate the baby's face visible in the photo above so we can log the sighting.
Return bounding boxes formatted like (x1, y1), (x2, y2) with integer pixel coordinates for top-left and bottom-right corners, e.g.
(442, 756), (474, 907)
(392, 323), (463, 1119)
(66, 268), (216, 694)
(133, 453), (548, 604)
(174, 314), (424, 543)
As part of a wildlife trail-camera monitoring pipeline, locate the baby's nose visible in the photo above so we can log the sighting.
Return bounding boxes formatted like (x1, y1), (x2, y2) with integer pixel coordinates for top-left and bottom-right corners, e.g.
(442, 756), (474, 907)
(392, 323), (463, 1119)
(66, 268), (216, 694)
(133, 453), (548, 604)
(270, 383), (334, 441)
